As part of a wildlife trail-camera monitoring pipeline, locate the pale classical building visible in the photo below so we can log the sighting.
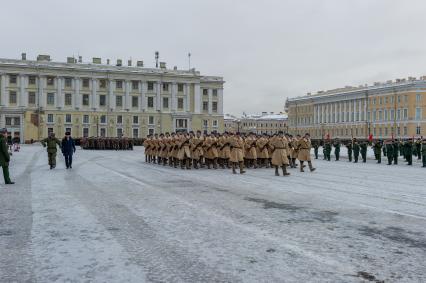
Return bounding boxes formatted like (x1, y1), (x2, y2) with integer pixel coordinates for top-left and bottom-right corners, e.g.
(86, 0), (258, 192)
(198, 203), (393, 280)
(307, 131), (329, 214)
(0, 54), (224, 142)
(286, 77), (426, 139)
(224, 112), (288, 134)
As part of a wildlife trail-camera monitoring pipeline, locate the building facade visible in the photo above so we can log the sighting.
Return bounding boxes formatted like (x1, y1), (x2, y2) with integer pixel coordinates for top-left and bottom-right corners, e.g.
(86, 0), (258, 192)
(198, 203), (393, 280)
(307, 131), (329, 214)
(286, 77), (426, 140)
(0, 54), (224, 143)
(224, 112), (288, 134)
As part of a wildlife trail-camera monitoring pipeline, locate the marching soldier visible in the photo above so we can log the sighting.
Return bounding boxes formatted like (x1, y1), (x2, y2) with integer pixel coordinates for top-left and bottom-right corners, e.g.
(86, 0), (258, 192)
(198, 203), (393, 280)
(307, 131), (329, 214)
(373, 139), (382, 164)
(324, 139), (332, 161)
(203, 133), (219, 169)
(415, 138), (422, 160)
(41, 132), (62, 169)
(61, 131), (76, 169)
(244, 132), (258, 169)
(405, 139), (413, 165)
(269, 131), (290, 176)
(218, 132), (231, 169)
(385, 140), (394, 165)
(256, 133), (270, 167)
(177, 132), (192, 169)
(360, 141), (368, 163)
(229, 132), (246, 174)
(312, 141), (319, 159)
(421, 138), (426, 167)
(191, 131), (204, 169)
(392, 139), (399, 165)
(297, 133), (316, 172)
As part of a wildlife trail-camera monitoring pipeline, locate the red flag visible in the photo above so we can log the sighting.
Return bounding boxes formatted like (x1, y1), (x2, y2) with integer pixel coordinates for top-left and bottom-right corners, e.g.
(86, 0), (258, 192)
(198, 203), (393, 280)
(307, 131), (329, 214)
(368, 134), (373, 142)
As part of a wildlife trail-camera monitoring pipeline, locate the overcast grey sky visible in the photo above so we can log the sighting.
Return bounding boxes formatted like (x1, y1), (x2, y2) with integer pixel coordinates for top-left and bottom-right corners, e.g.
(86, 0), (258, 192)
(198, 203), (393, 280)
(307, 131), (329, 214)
(2, 0), (426, 115)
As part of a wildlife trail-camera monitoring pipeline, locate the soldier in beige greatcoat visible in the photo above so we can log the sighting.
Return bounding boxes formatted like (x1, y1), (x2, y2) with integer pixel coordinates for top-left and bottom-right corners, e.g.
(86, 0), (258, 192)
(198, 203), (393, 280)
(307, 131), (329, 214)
(256, 133), (270, 168)
(269, 131), (290, 176)
(244, 133), (258, 169)
(203, 134), (219, 169)
(297, 133), (316, 172)
(229, 132), (246, 174)
(217, 132), (231, 168)
(190, 131), (204, 169)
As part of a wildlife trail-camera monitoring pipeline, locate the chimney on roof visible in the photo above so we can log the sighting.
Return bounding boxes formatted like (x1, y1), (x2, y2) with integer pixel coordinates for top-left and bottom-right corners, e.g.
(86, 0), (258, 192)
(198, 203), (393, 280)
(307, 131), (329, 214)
(107, 59), (110, 65)
(92, 57), (101, 64)
(116, 59), (122, 66)
(128, 59), (132, 66)
(136, 60), (143, 67)
(160, 62), (166, 69)
(78, 56), (82, 63)
(21, 53), (26, 60)
(173, 66), (177, 70)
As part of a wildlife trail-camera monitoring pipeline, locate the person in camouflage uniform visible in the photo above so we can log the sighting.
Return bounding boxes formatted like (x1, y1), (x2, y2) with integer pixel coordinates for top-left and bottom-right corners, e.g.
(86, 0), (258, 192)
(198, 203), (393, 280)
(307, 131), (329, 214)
(41, 132), (62, 169)
(312, 141), (319, 159)
(0, 128), (14, 184)
(415, 138), (422, 160)
(333, 138), (340, 161)
(384, 140), (394, 165)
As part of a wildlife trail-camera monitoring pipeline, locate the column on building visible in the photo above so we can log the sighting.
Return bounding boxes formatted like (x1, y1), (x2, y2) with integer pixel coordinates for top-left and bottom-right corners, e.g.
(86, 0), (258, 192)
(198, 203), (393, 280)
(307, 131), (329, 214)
(19, 74), (28, 107)
(353, 99), (356, 122)
(208, 88), (212, 115)
(74, 77), (81, 109)
(108, 79), (115, 110)
(194, 83), (201, 114)
(56, 76), (64, 108)
(217, 88), (223, 115)
(342, 101), (346, 123)
(125, 80), (131, 110)
(0, 73), (6, 106)
(139, 81), (146, 111)
(156, 81), (161, 111)
(171, 82), (177, 111)
(358, 99), (362, 121)
(38, 76), (46, 108)
(91, 78), (97, 109)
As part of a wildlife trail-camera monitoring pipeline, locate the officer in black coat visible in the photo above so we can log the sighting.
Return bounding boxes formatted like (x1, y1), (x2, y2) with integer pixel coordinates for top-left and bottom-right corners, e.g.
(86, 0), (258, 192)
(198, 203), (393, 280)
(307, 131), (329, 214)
(61, 132), (76, 169)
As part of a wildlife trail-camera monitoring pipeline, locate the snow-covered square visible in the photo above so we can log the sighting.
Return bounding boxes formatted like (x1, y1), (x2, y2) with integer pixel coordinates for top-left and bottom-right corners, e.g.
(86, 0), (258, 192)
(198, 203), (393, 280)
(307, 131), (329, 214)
(1, 145), (425, 282)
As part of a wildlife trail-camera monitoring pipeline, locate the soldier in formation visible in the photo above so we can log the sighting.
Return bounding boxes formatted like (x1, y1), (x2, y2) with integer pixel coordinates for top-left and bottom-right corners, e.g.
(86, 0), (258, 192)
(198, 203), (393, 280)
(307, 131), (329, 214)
(0, 128), (14, 185)
(144, 131), (317, 176)
(80, 137), (137, 150)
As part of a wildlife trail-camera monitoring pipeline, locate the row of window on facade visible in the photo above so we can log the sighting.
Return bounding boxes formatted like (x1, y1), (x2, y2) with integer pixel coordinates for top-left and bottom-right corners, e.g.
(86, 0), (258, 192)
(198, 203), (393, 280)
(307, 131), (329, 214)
(290, 107), (423, 126)
(47, 126), (140, 138)
(312, 125), (421, 137)
(242, 122), (285, 127)
(7, 91), (219, 112)
(6, 74), (221, 96)
(370, 93), (423, 105)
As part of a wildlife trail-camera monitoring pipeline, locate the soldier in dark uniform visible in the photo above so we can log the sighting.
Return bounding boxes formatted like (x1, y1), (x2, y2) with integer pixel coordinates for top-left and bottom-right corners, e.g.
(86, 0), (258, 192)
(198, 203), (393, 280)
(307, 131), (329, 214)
(373, 139), (382, 164)
(346, 141), (353, 162)
(415, 138), (422, 160)
(324, 140), (332, 161)
(404, 139), (413, 165)
(353, 138), (360, 163)
(333, 138), (340, 161)
(0, 128), (14, 184)
(392, 140), (399, 165)
(421, 138), (426, 167)
(385, 140), (394, 165)
(360, 141), (368, 163)
(61, 132), (76, 169)
(313, 141), (319, 159)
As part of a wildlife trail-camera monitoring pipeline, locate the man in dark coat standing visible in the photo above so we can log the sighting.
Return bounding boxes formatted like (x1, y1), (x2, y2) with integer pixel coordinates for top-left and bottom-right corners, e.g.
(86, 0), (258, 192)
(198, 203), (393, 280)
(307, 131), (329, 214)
(0, 128), (14, 184)
(61, 132), (76, 169)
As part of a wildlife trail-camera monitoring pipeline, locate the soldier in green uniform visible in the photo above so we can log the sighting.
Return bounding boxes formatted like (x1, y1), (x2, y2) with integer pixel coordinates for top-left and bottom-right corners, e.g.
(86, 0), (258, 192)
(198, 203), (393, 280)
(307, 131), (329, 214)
(404, 139), (413, 165)
(373, 140), (382, 164)
(384, 140), (393, 165)
(0, 128), (14, 184)
(422, 138), (426, 167)
(324, 140), (332, 161)
(415, 138), (422, 160)
(353, 138), (360, 163)
(333, 139), (340, 161)
(346, 141), (353, 162)
(41, 133), (62, 169)
(360, 141), (368, 163)
(313, 142), (319, 159)
(392, 140), (399, 165)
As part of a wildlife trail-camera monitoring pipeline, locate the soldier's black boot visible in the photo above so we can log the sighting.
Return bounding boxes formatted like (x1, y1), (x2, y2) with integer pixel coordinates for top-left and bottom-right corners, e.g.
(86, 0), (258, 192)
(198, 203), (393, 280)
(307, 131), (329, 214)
(282, 165), (290, 176)
(275, 166), (279, 176)
(293, 158), (298, 167)
(232, 163), (237, 174)
(186, 159), (191, 169)
(300, 161), (304, 172)
(174, 159), (178, 168)
(253, 160), (258, 169)
(239, 162), (246, 174)
(288, 158), (293, 168)
(308, 161), (316, 172)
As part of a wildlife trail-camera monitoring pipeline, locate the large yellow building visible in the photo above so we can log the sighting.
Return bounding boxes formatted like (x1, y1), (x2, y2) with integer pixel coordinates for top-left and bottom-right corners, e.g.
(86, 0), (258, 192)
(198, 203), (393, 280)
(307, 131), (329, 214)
(286, 77), (426, 139)
(0, 54), (224, 143)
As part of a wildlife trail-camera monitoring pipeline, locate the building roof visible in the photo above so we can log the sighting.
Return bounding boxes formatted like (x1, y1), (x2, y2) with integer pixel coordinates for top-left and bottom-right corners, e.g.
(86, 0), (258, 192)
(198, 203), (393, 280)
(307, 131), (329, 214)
(225, 112), (287, 121)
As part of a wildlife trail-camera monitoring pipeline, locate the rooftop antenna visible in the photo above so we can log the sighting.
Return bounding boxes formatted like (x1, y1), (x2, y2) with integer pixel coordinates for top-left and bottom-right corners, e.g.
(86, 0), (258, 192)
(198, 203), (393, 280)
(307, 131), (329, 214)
(155, 51), (159, 68)
(188, 52), (191, 70)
